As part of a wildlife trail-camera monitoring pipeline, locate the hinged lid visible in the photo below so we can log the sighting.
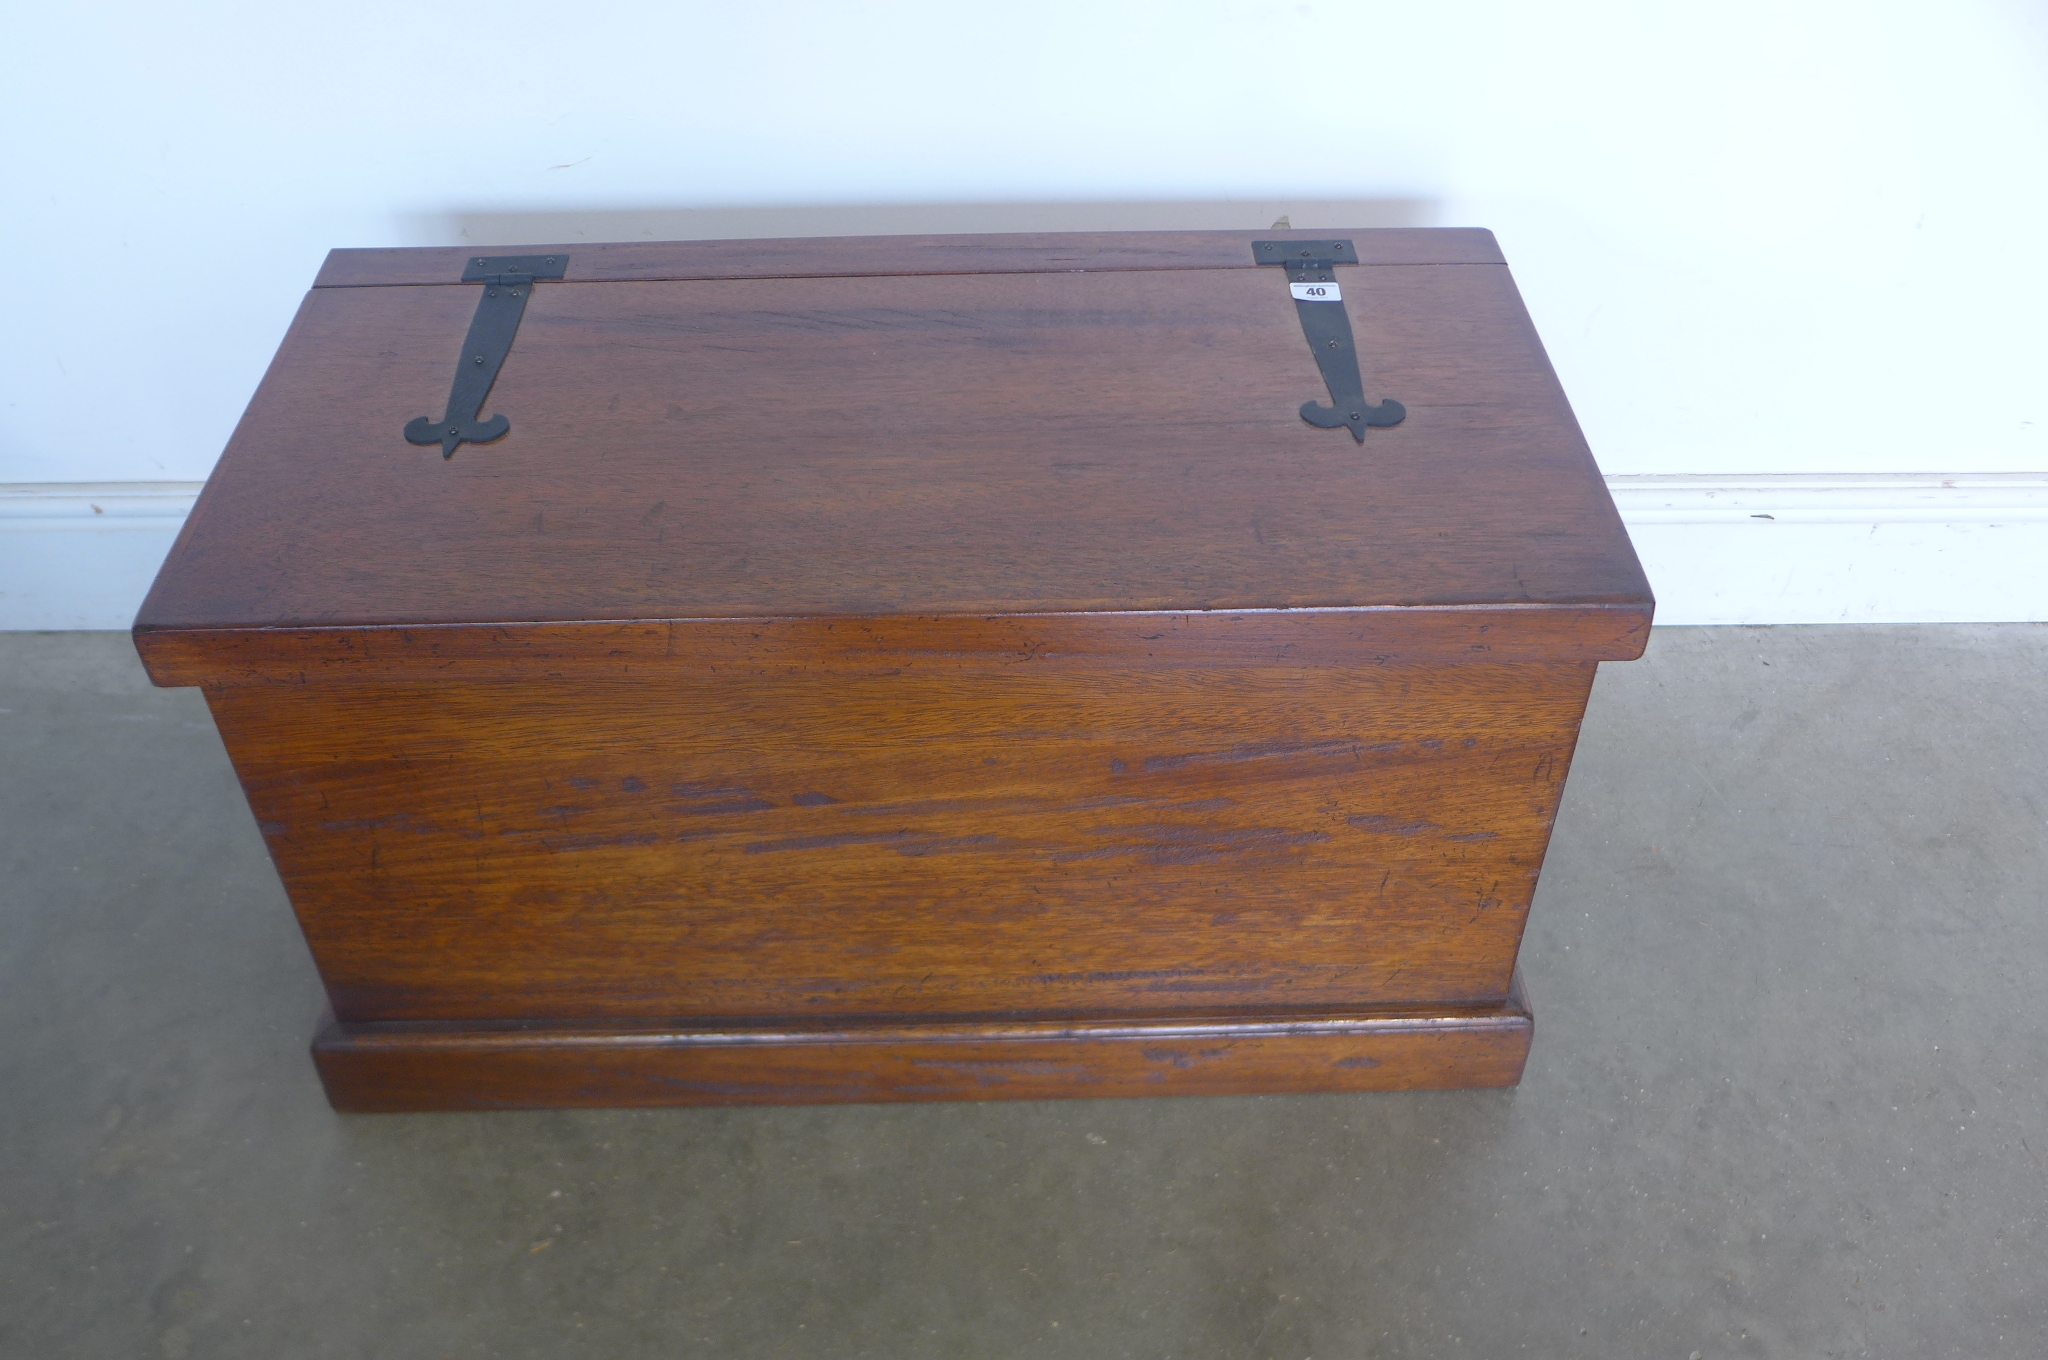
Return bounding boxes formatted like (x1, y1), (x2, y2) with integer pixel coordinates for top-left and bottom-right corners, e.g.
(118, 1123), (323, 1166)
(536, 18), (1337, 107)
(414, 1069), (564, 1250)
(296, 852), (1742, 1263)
(135, 228), (1651, 687)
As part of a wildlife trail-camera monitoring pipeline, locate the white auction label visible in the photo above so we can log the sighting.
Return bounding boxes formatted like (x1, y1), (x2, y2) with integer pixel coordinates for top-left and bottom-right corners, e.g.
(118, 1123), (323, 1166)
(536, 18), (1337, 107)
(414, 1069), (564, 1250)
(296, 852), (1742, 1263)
(1289, 280), (1342, 302)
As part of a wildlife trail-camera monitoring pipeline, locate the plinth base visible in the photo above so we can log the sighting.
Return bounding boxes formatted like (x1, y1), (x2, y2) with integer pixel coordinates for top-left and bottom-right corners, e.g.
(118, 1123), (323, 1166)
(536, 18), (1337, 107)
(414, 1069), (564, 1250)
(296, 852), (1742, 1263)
(313, 971), (1532, 1112)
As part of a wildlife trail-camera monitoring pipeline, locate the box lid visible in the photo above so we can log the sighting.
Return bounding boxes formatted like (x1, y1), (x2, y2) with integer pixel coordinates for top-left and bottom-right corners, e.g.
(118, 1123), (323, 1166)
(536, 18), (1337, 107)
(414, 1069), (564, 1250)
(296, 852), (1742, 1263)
(135, 229), (1652, 686)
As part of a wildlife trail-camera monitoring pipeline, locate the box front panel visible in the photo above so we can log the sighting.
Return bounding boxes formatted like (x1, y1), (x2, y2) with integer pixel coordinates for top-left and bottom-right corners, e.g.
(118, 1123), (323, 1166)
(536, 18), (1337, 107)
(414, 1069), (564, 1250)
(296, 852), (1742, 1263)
(208, 662), (1594, 1023)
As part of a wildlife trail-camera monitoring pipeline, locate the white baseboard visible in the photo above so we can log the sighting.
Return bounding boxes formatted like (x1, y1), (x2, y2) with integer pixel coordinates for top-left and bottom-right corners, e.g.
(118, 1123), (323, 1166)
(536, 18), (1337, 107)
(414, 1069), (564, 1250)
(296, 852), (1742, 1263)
(1607, 474), (2048, 624)
(0, 483), (201, 632)
(3, 475), (2044, 631)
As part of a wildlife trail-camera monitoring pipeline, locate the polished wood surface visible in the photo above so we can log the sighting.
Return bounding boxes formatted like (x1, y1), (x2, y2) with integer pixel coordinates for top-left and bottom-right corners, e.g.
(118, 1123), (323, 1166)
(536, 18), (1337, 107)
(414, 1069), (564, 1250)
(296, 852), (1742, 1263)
(312, 972), (1533, 1111)
(136, 606), (1649, 690)
(136, 244), (1649, 677)
(312, 227), (1507, 289)
(206, 662), (1591, 1023)
(138, 229), (1647, 1109)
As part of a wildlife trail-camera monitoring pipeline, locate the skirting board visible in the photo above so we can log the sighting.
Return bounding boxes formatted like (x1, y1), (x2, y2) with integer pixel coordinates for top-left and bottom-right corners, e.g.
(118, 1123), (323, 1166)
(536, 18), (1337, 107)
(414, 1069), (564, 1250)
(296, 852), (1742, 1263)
(1, 483), (199, 632)
(1605, 474), (2048, 625)
(4, 475), (2046, 629)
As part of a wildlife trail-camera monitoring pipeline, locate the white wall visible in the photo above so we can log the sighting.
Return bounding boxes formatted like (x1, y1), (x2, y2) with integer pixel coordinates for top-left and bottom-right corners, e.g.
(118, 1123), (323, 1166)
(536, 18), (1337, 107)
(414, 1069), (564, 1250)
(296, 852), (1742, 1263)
(4, 0), (2045, 625)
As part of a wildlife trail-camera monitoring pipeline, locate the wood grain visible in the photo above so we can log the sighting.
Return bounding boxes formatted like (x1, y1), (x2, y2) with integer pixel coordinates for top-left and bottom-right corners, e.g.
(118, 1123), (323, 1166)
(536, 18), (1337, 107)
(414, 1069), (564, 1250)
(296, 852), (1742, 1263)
(206, 662), (1592, 1024)
(135, 606), (1649, 690)
(312, 973), (1533, 1110)
(312, 228), (1507, 289)
(136, 229), (1641, 1108)
(137, 258), (1649, 671)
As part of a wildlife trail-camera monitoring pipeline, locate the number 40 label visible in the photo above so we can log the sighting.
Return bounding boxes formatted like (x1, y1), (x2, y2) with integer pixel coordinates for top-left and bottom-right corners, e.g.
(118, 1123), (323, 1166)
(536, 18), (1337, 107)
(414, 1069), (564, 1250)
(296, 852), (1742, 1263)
(1289, 280), (1342, 302)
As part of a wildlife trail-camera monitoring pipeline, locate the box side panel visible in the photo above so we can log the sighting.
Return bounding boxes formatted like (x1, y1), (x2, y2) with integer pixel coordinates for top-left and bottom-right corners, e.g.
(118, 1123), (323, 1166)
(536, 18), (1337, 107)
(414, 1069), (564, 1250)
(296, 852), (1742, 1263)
(206, 662), (1595, 1024)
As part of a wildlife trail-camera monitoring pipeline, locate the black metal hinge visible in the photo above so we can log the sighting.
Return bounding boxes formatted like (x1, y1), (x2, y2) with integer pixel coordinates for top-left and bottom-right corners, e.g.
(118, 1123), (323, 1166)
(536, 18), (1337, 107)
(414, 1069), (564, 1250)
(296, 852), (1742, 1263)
(404, 254), (569, 459)
(1252, 239), (1404, 441)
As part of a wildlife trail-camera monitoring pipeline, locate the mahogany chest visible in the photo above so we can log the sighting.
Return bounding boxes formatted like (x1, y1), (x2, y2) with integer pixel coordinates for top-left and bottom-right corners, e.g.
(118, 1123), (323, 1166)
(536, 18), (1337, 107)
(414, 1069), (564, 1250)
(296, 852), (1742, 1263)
(134, 228), (1652, 1111)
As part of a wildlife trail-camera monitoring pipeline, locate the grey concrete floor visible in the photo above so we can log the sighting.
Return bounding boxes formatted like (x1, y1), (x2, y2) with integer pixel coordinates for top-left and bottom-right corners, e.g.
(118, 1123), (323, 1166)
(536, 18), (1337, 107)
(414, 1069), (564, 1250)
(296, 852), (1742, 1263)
(2, 626), (2045, 1359)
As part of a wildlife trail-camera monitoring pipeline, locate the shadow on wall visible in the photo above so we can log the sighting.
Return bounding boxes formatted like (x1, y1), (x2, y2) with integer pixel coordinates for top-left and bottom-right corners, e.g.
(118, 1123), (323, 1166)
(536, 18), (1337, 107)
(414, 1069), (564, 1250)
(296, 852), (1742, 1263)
(394, 199), (1439, 247)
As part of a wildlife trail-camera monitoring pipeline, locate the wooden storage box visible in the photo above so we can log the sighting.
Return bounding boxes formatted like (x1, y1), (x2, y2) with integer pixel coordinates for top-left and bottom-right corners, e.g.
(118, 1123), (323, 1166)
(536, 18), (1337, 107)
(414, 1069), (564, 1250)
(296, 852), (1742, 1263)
(135, 228), (1652, 1111)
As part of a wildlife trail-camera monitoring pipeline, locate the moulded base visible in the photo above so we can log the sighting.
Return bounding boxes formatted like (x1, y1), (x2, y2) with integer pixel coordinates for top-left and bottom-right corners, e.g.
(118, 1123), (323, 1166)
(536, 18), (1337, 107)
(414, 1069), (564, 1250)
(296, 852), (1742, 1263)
(312, 971), (1532, 1112)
